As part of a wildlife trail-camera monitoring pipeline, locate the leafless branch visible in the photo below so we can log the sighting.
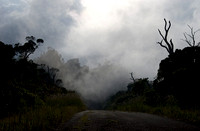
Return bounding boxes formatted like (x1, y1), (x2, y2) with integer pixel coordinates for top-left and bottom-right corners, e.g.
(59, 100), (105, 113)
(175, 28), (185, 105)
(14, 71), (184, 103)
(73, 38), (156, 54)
(157, 40), (170, 53)
(157, 18), (174, 55)
(130, 72), (135, 83)
(181, 33), (193, 47)
(182, 25), (200, 47)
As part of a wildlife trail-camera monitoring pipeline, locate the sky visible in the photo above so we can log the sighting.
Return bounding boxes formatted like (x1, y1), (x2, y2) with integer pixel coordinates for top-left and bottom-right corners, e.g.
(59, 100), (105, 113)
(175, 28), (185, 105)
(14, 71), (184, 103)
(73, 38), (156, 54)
(1, 0), (200, 79)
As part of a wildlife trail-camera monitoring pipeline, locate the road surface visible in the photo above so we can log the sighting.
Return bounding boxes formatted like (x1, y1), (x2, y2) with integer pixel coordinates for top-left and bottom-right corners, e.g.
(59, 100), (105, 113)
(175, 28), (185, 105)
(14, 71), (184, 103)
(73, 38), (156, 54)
(57, 110), (200, 131)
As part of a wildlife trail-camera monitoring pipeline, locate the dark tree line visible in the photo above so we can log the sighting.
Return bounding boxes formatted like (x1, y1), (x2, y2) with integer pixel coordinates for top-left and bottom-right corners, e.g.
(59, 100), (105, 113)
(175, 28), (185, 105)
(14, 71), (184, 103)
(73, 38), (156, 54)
(154, 19), (200, 108)
(106, 19), (200, 110)
(0, 37), (66, 118)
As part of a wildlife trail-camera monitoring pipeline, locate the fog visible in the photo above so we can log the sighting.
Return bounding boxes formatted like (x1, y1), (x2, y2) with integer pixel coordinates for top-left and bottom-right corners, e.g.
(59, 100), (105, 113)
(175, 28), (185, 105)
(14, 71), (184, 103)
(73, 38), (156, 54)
(1, 0), (200, 104)
(36, 48), (129, 107)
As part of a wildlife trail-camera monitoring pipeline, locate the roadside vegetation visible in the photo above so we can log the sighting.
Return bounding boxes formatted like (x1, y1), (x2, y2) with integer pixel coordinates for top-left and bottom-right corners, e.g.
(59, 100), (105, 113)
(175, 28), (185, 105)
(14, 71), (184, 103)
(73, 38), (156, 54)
(105, 19), (200, 126)
(0, 36), (86, 131)
(1, 19), (200, 130)
(105, 85), (200, 125)
(0, 93), (86, 131)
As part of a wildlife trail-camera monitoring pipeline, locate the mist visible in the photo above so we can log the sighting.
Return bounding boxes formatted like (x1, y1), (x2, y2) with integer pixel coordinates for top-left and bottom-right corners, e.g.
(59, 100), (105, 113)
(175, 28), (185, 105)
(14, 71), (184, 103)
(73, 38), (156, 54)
(1, 0), (200, 105)
(36, 48), (129, 107)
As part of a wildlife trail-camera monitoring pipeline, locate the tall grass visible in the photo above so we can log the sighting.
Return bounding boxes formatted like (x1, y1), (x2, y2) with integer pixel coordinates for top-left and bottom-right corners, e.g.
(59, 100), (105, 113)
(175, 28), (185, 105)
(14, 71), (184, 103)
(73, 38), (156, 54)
(106, 96), (200, 126)
(151, 106), (200, 125)
(0, 93), (86, 131)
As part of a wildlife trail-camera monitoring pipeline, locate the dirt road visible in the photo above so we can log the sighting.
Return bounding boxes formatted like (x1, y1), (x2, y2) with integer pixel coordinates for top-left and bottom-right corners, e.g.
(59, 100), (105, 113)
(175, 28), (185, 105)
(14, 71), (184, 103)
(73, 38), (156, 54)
(57, 110), (200, 131)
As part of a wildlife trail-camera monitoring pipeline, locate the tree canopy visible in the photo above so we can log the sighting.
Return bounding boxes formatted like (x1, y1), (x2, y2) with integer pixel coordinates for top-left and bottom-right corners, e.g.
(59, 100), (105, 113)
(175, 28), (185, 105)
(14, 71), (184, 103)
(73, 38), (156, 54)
(0, 37), (66, 118)
(155, 20), (200, 108)
(14, 36), (44, 60)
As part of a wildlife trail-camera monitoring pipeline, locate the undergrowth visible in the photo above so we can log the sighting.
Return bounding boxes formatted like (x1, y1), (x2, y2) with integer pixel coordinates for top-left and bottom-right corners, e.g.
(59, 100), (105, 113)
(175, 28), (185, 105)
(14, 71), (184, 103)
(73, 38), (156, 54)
(0, 93), (86, 131)
(106, 96), (200, 126)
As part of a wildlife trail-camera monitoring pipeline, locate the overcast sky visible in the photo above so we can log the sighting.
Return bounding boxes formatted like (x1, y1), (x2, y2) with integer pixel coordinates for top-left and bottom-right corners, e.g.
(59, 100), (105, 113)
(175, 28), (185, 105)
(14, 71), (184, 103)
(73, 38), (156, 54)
(1, 0), (200, 79)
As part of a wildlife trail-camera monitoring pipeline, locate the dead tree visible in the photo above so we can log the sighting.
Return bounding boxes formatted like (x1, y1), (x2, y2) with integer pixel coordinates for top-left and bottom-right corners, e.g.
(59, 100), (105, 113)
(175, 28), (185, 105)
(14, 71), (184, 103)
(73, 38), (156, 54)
(130, 72), (135, 83)
(182, 25), (200, 47)
(157, 19), (174, 55)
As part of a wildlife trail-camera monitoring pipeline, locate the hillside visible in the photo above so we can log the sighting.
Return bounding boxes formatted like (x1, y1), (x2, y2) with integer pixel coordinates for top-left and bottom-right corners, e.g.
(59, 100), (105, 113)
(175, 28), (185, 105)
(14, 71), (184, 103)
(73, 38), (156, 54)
(0, 37), (86, 130)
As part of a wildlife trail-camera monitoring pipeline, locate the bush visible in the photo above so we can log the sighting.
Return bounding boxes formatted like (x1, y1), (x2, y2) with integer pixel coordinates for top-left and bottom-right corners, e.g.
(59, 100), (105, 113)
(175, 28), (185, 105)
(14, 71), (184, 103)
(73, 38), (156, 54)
(0, 93), (86, 131)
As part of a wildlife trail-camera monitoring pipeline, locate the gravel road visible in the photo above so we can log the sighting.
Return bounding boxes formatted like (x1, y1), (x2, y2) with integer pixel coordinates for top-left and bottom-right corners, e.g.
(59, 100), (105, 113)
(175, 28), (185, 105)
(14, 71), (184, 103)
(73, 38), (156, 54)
(57, 110), (200, 131)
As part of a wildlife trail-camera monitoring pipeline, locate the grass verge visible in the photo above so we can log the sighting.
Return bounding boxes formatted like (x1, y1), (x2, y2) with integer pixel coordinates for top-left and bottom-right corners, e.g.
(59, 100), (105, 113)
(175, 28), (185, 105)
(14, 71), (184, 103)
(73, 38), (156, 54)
(106, 96), (200, 126)
(0, 93), (86, 131)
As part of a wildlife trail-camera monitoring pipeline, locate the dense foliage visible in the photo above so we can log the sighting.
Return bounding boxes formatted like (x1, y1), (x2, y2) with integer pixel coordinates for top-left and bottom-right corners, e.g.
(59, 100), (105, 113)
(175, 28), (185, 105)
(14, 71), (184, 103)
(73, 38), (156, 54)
(0, 94), (86, 131)
(106, 47), (200, 108)
(105, 78), (153, 110)
(0, 37), (68, 118)
(154, 46), (200, 108)
(105, 21), (200, 124)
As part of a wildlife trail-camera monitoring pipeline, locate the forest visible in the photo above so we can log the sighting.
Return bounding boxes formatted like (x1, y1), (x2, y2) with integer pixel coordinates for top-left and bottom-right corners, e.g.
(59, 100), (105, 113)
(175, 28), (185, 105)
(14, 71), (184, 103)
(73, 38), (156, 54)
(0, 36), (86, 130)
(0, 19), (200, 130)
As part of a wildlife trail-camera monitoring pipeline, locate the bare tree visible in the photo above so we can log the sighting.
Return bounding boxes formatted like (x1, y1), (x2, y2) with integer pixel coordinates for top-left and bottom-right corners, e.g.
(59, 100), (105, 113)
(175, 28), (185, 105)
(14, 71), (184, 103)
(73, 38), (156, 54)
(130, 72), (135, 83)
(182, 25), (200, 47)
(157, 19), (174, 55)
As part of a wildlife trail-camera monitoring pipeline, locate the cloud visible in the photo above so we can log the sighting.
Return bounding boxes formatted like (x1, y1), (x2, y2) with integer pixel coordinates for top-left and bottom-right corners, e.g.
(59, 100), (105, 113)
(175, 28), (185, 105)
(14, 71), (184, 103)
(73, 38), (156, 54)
(60, 0), (200, 79)
(0, 0), (82, 48)
(1, 0), (200, 104)
(36, 48), (129, 107)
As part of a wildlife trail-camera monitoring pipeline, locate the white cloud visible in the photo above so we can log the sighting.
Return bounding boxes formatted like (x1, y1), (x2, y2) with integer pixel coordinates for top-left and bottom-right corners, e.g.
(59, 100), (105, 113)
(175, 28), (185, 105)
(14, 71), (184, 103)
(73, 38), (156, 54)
(1, 0), (200, 105)
(1, 0), (200, 80)
(59, 0), (200, 79)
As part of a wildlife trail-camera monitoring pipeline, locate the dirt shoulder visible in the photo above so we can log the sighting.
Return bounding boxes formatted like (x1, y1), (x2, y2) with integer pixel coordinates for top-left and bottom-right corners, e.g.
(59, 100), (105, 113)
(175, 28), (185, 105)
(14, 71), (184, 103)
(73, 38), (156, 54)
(57, 110), (200, 131)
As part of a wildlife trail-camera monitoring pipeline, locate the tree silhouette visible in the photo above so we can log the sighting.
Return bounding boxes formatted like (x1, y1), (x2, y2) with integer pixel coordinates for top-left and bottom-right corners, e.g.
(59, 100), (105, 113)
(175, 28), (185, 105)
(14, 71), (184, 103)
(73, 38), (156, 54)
(182, 25), (200, 47)
(0, 37), (70, 117)
(14, 36), (44, 60)
(154, 20), (200, 108)
(157, 19), (174, 55)
(129, 72), (135, 83)
(154, 44), (200, 108)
